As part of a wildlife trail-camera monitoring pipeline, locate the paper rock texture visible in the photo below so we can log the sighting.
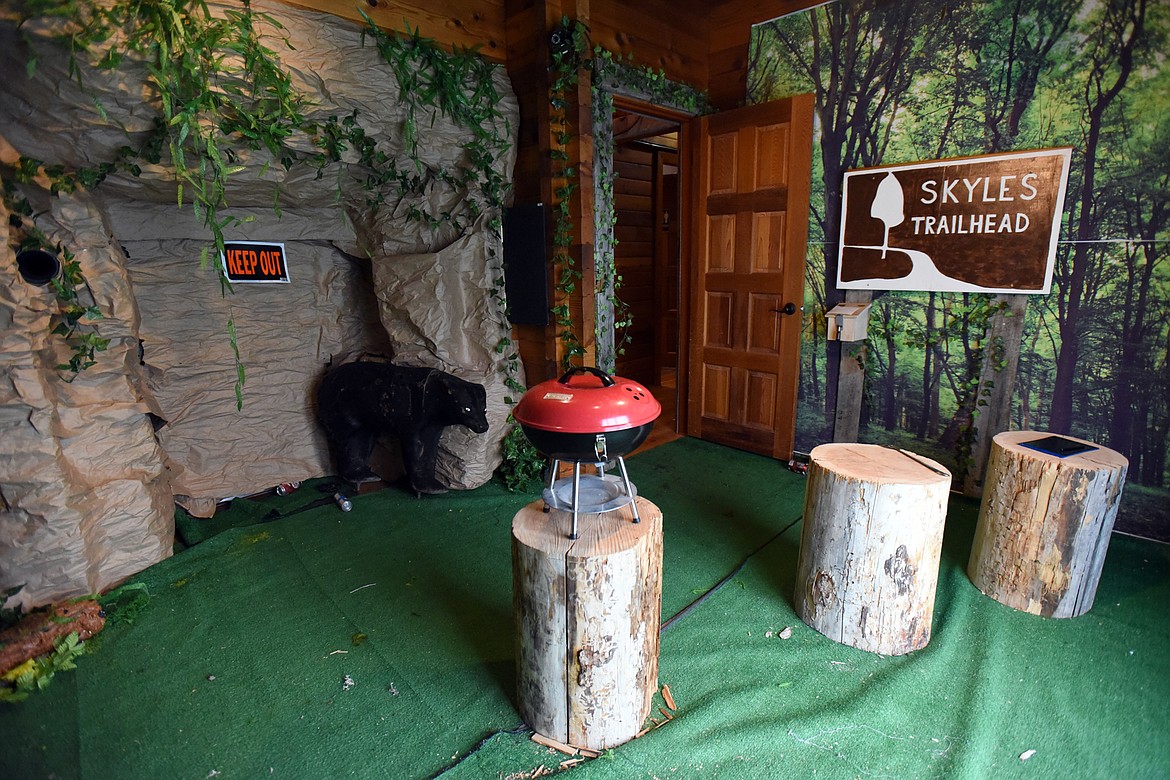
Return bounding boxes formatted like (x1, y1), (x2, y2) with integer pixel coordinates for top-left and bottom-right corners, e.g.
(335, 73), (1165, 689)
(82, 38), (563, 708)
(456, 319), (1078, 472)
(0, 1), (519, 607)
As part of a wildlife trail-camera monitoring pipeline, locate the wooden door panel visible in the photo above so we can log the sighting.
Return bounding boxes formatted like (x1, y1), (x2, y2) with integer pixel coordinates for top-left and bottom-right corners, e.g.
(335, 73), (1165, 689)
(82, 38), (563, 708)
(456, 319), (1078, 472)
(686, 94), (814, 460)
(748, 293), (782, 353)
(707, 215), (736, 271)
(752, 212), (786, 272)
(704, 292), (733, 348)
(745, 371), (778, 428)
(702, 365), (731, 419)
(709, 133), (739, 194)
(754, 123), (791, 188)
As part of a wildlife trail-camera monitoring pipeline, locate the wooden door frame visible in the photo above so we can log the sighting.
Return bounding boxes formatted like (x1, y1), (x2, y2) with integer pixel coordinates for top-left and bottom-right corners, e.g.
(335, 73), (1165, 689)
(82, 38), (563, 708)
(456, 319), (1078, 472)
(605, 95), (696, 435)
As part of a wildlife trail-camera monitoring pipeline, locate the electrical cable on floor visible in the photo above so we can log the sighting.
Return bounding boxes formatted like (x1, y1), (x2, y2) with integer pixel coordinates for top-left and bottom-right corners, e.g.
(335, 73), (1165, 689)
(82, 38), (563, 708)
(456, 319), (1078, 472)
(430, 513), (804, 778)
(660, 514), (803, 634)
(428, 723), (531, 779)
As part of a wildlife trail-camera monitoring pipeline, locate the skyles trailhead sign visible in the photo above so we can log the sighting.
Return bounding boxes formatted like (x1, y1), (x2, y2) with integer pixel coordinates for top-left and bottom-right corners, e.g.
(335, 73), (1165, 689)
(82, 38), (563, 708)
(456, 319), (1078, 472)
(838, 148), (1072, 294)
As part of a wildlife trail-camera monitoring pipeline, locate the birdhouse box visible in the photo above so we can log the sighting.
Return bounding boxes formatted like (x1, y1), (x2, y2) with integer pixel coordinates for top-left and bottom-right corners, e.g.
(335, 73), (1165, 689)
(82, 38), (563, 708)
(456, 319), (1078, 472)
(825, 302), (872, 342)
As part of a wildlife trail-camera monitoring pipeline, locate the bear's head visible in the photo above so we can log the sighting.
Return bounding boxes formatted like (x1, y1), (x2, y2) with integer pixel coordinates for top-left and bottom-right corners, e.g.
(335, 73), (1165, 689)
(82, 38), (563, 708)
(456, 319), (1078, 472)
(444, 376), (490, 434)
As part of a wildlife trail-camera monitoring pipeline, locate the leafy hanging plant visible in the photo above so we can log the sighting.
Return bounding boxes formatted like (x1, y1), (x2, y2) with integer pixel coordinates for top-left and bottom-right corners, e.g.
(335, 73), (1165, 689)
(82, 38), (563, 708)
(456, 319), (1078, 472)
(358, 12), (512, 232)
(13, 0), (318, 405)
(357, 13), (523, 403)
(592, 49), (714, 116)
(547, 16), (591, 371)
(547, 19), (712, 373)
(497, 425), (545, 493)
(1, 183), (109, 376)
(10, 0), (522, 407)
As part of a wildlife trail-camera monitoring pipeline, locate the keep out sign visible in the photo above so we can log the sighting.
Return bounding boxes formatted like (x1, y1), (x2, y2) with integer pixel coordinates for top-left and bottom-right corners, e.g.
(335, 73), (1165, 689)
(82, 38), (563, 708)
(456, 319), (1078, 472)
(221, 241), (290, 283)
(838, 148), (1071, 294)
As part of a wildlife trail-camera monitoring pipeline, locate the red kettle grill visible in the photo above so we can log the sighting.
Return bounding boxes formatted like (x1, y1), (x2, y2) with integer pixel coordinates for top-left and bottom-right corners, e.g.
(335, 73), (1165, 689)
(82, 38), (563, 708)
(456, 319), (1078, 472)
(513, 366), (661, 539)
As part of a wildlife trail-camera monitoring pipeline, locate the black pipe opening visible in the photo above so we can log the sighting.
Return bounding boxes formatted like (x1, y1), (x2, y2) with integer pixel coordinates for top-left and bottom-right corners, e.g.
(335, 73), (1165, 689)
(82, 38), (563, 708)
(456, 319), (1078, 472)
(15, 248), (61, 286)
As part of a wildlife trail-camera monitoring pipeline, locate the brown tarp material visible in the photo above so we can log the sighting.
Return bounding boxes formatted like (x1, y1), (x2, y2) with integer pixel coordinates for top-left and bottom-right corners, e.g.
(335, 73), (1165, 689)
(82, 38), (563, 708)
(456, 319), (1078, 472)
(121, 237), (393, 513)
(373, 229), (517, 489)
(0, 1), (519, 606)
(0, 193), (173, 612)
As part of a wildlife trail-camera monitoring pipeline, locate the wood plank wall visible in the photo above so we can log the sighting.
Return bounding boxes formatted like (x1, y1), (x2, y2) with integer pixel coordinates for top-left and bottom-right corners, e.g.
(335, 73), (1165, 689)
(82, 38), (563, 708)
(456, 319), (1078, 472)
(503, 0), (559, 383)
(613, 144), (656, 384)
(276, 0), (819, 387)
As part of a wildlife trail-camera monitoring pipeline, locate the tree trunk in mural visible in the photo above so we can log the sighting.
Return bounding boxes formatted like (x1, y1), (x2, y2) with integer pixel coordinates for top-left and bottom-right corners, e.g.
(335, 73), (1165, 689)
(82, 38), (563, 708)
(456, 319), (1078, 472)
(961, 0), (1079, 493)
(1050, 0), (1147, 433)
(874, 298), (899, 431)
(762, 1), (945, 435)
(750, 0), (1170, 537)
(962, 293), (1028, 494)
(1108, 142), (1168, 474)
(917, 292), (941, 440)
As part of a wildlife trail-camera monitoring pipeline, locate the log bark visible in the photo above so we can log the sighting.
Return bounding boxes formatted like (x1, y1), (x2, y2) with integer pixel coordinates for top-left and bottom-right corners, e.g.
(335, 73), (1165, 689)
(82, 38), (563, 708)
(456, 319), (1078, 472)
(513, 498), (662, 751)
(0, 599), (105, 674)
(967, 431), (1128, 618)
(795, 443), (951, 655)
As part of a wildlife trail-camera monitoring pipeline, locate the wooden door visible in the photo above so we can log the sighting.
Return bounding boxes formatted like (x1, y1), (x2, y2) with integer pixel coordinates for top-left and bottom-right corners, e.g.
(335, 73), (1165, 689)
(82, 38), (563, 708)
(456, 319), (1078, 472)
(685, 94), (814, 460)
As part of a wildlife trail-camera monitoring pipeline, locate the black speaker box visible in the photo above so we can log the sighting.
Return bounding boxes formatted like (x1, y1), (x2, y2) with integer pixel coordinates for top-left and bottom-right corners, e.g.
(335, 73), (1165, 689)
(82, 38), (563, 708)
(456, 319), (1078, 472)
(502, 203), (549, 326)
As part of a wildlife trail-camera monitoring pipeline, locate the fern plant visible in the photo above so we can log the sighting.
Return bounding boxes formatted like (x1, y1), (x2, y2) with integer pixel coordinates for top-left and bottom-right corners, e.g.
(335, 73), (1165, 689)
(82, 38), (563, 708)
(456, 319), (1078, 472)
(0, 631), (86, 703)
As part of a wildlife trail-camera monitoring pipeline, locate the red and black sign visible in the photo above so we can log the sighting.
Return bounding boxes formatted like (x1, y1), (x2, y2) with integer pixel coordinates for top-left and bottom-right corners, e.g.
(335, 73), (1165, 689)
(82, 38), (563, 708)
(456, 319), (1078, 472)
(221, 241), (290, 283)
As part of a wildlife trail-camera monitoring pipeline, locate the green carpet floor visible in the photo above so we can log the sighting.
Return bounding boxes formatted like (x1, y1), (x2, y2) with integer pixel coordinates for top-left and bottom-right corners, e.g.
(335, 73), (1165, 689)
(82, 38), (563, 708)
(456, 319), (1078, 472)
(2, 438), (1168, 779)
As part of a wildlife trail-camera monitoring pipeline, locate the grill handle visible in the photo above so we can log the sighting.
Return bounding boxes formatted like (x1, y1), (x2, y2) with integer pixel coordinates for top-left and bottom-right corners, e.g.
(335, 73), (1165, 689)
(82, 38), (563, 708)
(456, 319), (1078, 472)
(557, 365), (616, 387)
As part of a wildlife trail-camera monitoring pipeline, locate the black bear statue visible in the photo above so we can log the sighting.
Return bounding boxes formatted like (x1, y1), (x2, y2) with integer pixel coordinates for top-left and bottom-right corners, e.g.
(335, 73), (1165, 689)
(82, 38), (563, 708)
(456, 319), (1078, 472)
(317, 361), (489, 495)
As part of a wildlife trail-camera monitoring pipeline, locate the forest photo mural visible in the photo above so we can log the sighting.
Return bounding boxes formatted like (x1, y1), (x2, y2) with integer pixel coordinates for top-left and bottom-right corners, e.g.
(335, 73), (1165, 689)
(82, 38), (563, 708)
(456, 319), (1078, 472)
(749, 0), (1169, 540)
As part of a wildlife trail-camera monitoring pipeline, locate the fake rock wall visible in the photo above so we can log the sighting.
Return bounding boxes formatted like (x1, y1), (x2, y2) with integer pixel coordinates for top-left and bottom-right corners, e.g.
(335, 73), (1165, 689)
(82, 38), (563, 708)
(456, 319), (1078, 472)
(2, 0), (520, 528)
(373, 230), (515, 488)
(120, 228), (391, 513)
(0, 193), (173, 612)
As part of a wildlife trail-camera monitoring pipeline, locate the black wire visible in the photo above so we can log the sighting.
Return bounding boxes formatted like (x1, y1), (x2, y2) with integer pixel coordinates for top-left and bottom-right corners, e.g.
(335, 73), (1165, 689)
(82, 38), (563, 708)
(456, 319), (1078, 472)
(660, 514), (802, 633)
(427, 723), (532, 779)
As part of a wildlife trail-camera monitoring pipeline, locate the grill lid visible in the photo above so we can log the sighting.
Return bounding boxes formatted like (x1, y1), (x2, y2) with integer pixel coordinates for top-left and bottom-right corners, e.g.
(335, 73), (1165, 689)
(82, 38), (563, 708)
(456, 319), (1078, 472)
(514, 366), (661, 434)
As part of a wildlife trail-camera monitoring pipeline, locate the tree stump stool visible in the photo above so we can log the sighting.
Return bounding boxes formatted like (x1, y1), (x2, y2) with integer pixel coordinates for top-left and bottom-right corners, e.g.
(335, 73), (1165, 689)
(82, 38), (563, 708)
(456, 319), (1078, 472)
(967, 431), (1128, 618)
(794, 443), (951, 655)
(512, 497), (663, 751)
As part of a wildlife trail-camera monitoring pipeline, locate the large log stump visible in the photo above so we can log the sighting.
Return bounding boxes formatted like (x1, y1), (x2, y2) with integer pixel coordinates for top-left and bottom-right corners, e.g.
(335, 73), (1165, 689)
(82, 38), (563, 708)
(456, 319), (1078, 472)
(513, 498), (662, 751)
(968, 431), (1128, 618)
(794, 443), (951, 655)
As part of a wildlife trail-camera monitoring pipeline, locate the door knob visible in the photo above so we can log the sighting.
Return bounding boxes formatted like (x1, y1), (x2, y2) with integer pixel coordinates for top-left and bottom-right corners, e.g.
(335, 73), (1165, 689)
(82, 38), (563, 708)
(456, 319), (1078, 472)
(771, 303), (798, 316)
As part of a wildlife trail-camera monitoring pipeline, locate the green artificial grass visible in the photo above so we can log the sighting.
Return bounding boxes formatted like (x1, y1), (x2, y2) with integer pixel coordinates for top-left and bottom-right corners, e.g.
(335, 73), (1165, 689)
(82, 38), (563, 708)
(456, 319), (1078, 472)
(2, 438), (1167, 779)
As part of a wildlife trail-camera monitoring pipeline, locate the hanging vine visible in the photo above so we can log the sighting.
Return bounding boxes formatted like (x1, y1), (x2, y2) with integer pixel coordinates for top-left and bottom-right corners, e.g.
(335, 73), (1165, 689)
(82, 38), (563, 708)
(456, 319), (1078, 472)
(7, 0), (521, 404)
(547, 18), (712, 373)
(546, 17), (591, 371)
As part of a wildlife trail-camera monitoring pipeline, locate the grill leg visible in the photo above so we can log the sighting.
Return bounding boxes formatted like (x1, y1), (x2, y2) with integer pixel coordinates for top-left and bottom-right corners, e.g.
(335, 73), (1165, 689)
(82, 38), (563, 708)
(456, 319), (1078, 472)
(570, 462), (582, 540)
(616, 456), (640, 523)
(543, 458), (559, 513)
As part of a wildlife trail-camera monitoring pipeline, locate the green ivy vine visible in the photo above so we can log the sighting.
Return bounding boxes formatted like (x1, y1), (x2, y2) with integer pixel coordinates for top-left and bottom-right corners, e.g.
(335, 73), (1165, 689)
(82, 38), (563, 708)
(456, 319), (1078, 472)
(546, 17), (711, 373)
(592, 50), (714, 116)
(6, 0), (522, 404)
(547, 17), (591, 371)
(2, 184), (110, 374)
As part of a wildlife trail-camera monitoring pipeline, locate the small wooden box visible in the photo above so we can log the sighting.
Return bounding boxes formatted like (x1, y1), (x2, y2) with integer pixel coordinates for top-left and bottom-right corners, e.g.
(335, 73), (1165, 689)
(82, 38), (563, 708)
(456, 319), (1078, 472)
(825, 302), (872, 341)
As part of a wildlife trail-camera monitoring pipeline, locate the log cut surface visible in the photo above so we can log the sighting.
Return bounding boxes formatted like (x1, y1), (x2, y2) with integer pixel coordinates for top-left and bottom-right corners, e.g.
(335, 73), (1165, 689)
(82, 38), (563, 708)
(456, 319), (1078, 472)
(794, 443), (951, 655)
(968, 430), (1128, 618)
(513, 498), (663, 751)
